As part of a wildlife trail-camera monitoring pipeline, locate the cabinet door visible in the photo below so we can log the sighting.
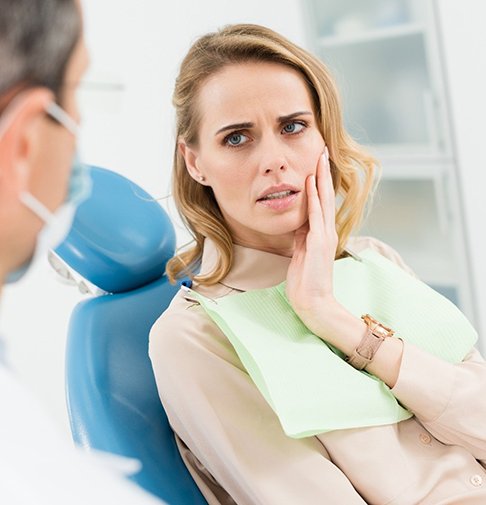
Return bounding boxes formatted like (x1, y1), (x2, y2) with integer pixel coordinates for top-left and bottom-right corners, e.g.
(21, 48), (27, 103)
(303, 0), (476, 324)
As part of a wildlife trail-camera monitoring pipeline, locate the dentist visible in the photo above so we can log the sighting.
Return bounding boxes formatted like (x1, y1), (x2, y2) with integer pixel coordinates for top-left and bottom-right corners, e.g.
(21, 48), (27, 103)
(0, 1), (164, 503)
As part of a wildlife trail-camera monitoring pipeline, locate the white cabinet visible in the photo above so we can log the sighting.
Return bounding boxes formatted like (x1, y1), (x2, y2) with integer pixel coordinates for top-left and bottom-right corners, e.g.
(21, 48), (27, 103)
(303, 0), (479, 335)
(434, 0), (486, 349)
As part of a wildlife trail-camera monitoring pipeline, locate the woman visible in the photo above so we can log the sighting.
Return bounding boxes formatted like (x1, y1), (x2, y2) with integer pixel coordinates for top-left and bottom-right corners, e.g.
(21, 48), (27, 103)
(149, 24), (486, 504)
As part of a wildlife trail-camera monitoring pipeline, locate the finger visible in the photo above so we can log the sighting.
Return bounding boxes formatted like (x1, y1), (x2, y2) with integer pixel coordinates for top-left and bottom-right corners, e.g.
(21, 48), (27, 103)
(317, 148), (333, 203)
(306, 174), (324, 235)
(316, 148), (336, 229)
(291, 222), (308, 264)
(295, 221), (309, 235)
(294, 221), (309, 249)
(316, 149), (330, 200)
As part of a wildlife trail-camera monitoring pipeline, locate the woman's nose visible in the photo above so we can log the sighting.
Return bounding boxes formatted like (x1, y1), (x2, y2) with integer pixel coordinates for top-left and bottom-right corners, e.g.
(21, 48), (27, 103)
(259, 138), (288, 175)
(263, 163), (286, 175)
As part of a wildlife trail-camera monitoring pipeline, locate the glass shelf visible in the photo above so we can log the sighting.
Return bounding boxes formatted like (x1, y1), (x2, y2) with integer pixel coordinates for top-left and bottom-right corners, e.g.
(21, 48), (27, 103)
(318, 23), (424, 48)
(308, 0), (423, 38)
(371, 153), (452, 181)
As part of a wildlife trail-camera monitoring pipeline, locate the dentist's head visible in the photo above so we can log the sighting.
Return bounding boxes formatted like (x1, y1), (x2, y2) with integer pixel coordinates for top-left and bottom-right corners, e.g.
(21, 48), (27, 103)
(0, 0), (89, 289)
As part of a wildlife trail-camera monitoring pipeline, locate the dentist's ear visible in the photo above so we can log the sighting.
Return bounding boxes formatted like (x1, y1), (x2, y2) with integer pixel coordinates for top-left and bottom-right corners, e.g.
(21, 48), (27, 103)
(178, 140), (209, 185)
(0, 88), (54, 194)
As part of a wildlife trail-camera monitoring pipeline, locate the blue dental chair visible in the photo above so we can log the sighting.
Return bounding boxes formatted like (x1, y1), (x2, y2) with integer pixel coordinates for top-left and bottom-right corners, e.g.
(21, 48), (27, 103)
(53, 166), (207, 504)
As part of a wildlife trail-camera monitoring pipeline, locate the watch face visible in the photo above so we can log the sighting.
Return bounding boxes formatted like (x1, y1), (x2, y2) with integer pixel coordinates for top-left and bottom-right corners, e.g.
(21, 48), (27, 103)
(362, 314), (395, 338)
(373, 326), (390, 339)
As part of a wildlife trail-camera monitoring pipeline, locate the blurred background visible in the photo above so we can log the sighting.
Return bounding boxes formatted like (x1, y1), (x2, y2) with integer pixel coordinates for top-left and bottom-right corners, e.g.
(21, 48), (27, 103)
(2, 0), (485, 437)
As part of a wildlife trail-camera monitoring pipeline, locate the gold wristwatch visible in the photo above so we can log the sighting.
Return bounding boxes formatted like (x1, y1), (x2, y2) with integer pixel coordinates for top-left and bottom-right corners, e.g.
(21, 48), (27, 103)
(346, 314), (396, 370)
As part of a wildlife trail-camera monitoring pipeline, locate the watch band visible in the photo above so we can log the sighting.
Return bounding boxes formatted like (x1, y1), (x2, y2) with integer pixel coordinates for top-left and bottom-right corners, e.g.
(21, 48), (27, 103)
(346, 314), (396, 370)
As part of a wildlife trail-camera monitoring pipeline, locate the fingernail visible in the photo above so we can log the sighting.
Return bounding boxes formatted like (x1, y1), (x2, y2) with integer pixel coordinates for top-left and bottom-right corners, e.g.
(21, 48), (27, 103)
(324, 146), (329, 159)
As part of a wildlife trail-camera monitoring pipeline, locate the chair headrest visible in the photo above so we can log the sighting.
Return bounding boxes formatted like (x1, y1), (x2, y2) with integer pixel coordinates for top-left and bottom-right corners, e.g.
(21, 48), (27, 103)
(54, 166), (176, 294)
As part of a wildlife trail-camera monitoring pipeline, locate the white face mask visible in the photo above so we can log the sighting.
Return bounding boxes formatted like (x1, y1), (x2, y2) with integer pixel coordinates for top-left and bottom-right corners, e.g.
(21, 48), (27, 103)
(0, 99), (92, 283)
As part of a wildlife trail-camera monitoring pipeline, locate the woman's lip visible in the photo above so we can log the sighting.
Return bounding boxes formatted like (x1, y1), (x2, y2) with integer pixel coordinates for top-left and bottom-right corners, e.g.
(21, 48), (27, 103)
(256, 191), (300, 211)
(257, 185), (300, 200)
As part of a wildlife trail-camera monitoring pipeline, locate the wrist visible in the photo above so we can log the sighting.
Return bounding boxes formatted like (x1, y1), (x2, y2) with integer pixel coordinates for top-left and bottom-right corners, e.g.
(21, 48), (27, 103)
(299, 302), (404, 387)
(366, 336), (404, 387)
(345, 314), (404, 387)
(346, 315), (395, 370)
(303, 300), (364, 355)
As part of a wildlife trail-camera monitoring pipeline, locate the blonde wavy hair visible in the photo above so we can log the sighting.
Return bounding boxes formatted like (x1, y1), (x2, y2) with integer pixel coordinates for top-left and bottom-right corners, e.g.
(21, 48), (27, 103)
(166, 23), (378, 286)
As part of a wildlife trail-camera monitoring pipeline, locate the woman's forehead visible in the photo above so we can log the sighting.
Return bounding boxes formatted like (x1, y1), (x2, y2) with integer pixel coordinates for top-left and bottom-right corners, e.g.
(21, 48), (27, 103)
(196, 61), (315, 132)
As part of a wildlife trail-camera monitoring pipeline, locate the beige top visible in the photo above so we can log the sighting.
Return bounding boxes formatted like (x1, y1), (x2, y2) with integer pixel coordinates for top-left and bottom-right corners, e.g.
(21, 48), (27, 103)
(149, 236), (486, 505)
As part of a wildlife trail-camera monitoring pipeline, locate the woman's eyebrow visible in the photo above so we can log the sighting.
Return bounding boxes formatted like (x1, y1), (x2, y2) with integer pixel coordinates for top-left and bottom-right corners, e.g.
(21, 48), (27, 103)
(215, 122), (253, 136)
(214, 111), (313, 137)
(277, 110), (312, 122)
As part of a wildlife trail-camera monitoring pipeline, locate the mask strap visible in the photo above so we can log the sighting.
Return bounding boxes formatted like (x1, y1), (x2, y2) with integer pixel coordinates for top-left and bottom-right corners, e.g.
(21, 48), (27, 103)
(19, 191), (54, 224)
(45, 102), (79, 136)
(0, 93), (79, 142)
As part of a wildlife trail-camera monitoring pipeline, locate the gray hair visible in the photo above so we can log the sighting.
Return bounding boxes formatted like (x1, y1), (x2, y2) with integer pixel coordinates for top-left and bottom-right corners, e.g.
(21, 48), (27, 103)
(0, 0), (81, 107)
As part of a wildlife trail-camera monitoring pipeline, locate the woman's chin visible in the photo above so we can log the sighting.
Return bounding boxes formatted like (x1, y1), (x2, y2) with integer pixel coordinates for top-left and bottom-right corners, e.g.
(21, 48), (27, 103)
(257, 217), (308, 238)
(271, 212), (307, 233)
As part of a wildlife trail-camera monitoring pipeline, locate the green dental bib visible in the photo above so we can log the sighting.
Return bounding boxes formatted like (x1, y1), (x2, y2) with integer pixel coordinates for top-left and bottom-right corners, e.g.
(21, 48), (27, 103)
(186, 248), (477, 438)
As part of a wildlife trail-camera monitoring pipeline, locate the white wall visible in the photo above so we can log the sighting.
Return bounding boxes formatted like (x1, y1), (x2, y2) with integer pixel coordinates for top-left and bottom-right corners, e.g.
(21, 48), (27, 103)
(1, 0), (306, 436)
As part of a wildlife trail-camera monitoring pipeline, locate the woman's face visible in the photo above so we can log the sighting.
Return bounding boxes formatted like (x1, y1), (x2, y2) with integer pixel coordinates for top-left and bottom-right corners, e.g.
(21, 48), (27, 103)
(182, 61), (325, 254)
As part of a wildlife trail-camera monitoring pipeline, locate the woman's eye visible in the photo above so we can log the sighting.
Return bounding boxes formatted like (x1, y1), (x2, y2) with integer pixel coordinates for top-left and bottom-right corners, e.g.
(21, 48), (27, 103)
(225, 132), (248, 147)
(282, 121), (305, 134)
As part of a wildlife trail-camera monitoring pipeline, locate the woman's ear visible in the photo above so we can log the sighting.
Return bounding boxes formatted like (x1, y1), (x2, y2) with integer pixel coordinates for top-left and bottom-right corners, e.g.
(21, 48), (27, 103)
(178, 140), (209, 185)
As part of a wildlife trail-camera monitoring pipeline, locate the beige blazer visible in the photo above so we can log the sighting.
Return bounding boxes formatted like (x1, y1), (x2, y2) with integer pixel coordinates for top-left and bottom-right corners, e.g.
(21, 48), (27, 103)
(149, 236), (486, 504)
